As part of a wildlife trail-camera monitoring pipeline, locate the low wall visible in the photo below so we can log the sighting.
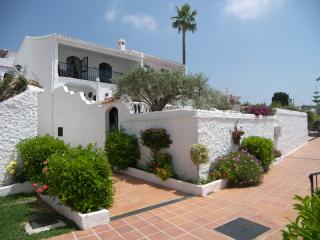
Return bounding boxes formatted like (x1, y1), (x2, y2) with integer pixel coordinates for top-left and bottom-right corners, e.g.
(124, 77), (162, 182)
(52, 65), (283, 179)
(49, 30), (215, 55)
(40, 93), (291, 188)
(274, 109), (308, 155)
(122, 108), (307, 181)
(0, 86), (41, 186)
(197, 111), (278, 178)
(122, 110), (199, 180)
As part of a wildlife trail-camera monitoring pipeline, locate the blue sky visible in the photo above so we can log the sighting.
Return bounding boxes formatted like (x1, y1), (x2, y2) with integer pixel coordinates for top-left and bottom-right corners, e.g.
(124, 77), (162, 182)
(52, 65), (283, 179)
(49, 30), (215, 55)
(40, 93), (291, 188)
(1, 0), (319, 105)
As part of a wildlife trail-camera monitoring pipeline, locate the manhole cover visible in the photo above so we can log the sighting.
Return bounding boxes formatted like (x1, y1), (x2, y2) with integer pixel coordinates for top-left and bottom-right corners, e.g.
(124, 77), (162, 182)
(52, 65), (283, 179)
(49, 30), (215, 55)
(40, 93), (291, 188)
(29, 216), (60, 229)
(214, 217), (270, 240)
(25, 216), (66, 235)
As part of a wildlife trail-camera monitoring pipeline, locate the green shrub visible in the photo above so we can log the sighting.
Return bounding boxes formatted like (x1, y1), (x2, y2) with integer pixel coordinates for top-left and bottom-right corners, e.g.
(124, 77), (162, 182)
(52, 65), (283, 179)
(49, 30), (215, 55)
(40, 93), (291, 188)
(47, 144), (114, 213)
(140, 128), (172, 160)
(282, 195), (320, 240)
(16, 135), (68, 184)
(241, 136), (274, 172)
(211, 151), (262, 187)
(147, 153), (174, 181)
(190, 144), (209, 166)
(105, 130), (140, 170)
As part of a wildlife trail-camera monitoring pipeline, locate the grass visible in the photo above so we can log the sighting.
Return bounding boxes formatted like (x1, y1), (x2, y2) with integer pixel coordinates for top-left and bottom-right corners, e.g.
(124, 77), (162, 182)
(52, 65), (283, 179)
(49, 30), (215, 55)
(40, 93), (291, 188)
(0, 193), (77, 240)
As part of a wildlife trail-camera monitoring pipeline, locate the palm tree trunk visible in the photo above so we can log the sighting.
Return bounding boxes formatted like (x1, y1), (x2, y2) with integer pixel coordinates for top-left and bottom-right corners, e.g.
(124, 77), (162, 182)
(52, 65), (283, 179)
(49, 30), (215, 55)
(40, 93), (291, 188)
(182, 29), (186, 65)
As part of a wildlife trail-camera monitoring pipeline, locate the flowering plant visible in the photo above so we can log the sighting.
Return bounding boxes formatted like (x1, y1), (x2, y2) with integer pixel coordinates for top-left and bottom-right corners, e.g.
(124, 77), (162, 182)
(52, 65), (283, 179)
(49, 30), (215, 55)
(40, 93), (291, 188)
(32, 159), (49, 194)
(230, 122), (245, 145)
(6, 161), (17, 175)
(147, 153), (174, 181)
(247, 104), (274, 116)
(211, 151), (263, 187)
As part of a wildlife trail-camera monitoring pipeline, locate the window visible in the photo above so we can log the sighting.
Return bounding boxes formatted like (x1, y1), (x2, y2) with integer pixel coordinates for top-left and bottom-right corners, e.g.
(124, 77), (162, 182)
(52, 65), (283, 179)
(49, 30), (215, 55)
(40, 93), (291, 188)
(58, 127), (63, 137)
(99, 63), (112, 83)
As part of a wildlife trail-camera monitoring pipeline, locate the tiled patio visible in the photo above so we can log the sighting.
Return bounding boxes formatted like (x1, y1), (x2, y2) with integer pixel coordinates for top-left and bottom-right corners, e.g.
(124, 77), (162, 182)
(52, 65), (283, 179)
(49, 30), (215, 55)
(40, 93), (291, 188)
(49, 138), (320, 240)
(110, 172), (186, 217)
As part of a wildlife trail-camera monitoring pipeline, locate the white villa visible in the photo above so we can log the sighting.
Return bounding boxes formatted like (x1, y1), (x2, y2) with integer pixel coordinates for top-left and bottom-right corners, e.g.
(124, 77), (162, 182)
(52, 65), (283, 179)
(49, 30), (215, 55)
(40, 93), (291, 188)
(0, 33), (308, 184)
(12, 34), (185, 143)
(0, 49), (16, 80)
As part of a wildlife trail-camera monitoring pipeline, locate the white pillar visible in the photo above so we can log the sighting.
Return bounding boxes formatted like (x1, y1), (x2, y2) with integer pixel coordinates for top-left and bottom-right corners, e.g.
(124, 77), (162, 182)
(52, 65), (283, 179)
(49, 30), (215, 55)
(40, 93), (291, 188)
(96, 77), (100, 101)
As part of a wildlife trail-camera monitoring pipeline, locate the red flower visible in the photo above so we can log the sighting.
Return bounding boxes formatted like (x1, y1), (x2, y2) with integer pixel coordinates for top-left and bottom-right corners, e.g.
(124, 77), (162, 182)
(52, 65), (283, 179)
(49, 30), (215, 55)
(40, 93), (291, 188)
(32, 183), (38, 188)
(36, 188), (43, 193)
(42, 185), (48, 191)
(42, 167), (48, 173)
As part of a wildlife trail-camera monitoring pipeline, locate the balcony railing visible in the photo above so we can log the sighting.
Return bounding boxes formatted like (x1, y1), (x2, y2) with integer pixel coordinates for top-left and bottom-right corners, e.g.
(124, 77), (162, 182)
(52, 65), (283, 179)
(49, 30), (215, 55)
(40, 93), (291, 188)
(58, 62), (122, 83)
(309, 172), (320, 196)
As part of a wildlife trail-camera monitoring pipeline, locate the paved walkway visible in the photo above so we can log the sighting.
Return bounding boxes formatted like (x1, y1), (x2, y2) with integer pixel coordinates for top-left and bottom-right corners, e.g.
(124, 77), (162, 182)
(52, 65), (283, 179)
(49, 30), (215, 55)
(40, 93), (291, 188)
(50, 138), (320, 240)
(110, 173), (185, 217)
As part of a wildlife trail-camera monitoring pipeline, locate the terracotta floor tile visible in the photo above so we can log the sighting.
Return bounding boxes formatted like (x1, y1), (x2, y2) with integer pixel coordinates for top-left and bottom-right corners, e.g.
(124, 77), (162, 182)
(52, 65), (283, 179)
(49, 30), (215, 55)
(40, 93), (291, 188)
(174, 233), (200, 240)
(148, 232), (170, 240)
(78, 235), (99, 240)
(74, 230), (93, 238)
(153, 220), (172, 230)
(53, 234), (75, 240)
(114, 225), (134, 234)
(98, 230), (120, 239)
(121, 230), (144, 240)
(93, 224), (111, 233)
(138, 225), (159, 236)
(164, 227), (185, 237)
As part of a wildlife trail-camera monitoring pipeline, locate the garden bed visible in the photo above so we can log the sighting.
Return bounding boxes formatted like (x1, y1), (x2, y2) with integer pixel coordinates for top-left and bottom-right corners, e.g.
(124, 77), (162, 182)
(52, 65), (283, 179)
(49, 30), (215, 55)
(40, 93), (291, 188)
(0, 181), (33, 197)
(122, 167), (228, 196)
(38, 194), (110, 230)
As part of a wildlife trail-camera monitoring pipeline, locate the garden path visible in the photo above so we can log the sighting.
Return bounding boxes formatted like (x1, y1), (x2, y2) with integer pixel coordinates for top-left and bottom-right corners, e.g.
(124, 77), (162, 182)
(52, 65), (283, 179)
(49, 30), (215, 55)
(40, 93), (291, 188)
(49, 138), (320, 240)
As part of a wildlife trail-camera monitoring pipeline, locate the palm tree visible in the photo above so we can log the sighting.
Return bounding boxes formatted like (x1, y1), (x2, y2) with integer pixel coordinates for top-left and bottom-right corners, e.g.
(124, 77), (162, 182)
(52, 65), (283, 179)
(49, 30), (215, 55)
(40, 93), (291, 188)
(171, 4), (197, 65)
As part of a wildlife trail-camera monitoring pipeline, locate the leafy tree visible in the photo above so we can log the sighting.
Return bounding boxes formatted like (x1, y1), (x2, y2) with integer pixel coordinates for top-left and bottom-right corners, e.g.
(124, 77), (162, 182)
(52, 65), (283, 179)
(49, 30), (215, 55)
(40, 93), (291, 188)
(271, 92), (290, 106)
(172, 3), (197, 65)
(312, 77), (320, 105)
(113, 67), (209, 111)
(192, 88), (231, 110)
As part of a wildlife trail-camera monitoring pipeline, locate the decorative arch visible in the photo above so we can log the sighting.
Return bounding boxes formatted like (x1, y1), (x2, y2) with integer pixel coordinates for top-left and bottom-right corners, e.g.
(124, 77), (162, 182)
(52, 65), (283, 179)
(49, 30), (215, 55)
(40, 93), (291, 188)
(99, 63), (112, 83)
(66, 56), (81, 78)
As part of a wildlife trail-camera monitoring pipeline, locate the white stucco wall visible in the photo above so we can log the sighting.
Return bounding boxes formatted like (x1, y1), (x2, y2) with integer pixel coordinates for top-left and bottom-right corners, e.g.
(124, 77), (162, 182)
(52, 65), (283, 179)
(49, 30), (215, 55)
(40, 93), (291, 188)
(197, 111), (278, 179)
(121, 109), (307, 181)
(274, 108), (308, 155)
(0, 86), (41, 186)
(121, 110), (199, 181)
(52, 86), (130, 148)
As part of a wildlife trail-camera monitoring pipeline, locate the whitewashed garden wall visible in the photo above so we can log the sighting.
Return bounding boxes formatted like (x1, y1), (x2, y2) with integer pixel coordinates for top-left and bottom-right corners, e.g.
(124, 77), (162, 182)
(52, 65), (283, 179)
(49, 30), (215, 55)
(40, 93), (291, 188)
(0, 86), (41, 186)
(122, 109), (308, 181)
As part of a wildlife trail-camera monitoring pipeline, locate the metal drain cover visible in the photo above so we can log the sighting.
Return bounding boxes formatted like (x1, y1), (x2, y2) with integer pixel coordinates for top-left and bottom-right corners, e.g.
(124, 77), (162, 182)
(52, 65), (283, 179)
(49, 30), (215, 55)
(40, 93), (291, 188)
(25, 216), (66, 235)
(29, 216), (60, 228)
(214, 217), (270, 240)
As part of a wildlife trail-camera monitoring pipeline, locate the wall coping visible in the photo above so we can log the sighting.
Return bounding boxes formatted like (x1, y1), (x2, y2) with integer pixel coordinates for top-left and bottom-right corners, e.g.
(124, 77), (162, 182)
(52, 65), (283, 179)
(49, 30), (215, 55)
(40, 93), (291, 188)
(122, 109), (278, 122)
(275, 108), (307, 117)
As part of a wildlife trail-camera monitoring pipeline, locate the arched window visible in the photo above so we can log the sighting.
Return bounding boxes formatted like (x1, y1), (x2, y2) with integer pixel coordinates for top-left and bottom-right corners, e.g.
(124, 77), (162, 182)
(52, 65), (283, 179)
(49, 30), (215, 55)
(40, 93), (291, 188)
(109, 107), (118, 131)
(66, 56), (81, 79)
(99, 63), (112, 83)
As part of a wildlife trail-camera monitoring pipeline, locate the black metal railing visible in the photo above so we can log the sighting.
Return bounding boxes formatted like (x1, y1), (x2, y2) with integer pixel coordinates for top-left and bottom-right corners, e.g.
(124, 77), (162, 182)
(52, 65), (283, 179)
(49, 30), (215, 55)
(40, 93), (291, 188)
(309, 172), (320, 196)
(58, 62), (122, 83)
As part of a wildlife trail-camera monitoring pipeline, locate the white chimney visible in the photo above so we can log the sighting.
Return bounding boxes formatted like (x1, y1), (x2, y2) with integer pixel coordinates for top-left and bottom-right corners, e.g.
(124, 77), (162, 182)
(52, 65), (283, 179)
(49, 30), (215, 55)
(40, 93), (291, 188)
(118, 39), (126, 51)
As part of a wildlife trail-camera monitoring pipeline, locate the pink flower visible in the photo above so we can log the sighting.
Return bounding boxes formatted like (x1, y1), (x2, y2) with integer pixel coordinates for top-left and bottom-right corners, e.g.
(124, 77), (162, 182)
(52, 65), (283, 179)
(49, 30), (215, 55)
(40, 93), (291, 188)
(32, 183), (38, 188)
(42, 185), (48, 191)
(42, 167), (48, 173)
(42, 160), (48, 165)
(36, 188), (43, 193)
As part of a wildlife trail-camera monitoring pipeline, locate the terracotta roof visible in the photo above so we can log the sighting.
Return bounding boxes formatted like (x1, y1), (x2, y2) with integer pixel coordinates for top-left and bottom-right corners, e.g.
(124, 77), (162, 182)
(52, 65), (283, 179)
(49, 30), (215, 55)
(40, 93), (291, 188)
(99, 96), (120, 104)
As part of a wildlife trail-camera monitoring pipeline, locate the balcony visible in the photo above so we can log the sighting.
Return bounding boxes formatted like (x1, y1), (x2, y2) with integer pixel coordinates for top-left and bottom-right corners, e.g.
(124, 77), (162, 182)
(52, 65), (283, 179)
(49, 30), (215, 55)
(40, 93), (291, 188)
(58, 62), (122, 83)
